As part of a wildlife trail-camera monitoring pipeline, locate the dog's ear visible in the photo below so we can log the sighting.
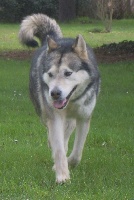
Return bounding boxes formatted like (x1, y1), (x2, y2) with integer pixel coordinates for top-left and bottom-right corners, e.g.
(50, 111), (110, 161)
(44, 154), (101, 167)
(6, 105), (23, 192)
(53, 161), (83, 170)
(72, 34), (88, 60)
(46, 35), (58, 52)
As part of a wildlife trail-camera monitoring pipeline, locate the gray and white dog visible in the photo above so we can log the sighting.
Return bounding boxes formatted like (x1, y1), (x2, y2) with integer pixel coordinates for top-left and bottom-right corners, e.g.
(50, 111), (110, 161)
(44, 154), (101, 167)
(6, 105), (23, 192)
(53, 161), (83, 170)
(19, 14), (100, 183)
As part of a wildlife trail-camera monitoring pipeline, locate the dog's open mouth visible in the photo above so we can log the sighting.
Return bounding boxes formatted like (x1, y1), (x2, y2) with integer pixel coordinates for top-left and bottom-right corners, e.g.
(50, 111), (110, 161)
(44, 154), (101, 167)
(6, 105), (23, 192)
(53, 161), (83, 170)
(53, 85), (77, 109)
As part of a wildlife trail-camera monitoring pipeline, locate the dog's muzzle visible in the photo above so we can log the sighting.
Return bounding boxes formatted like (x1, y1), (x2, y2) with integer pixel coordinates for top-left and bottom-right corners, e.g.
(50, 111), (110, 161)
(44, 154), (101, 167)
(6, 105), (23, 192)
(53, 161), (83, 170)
(51, 85), (77, 109)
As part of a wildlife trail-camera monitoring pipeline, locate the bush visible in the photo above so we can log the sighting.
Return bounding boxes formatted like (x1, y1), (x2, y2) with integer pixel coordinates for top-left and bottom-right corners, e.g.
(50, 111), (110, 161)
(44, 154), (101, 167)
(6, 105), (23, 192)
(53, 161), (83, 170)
(0, 0), (58, 23)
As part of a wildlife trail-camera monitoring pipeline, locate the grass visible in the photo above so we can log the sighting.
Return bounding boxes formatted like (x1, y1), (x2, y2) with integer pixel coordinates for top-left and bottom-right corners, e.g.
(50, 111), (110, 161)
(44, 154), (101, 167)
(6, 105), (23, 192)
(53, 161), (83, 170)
(0, 19), (134, 50)
(0, 58), (133, 200)
(0, 18), (134, 199)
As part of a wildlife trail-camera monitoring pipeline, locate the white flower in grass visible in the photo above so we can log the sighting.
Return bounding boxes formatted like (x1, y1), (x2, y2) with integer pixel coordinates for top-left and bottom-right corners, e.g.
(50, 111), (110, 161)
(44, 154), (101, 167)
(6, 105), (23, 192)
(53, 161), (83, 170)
(102, 141), (107, 146)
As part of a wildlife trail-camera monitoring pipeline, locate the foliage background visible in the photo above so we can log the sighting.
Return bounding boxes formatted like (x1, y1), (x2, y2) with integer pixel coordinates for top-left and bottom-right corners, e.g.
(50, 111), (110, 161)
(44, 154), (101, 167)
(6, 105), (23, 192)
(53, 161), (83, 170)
(0, 0), (133, 22)
(0, 0), (58, 22)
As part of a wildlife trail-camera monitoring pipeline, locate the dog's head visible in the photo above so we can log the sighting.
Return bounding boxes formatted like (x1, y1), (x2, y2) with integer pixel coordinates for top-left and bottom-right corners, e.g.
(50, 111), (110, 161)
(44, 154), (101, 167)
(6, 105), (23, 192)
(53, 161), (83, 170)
(42, 35), (91, 109)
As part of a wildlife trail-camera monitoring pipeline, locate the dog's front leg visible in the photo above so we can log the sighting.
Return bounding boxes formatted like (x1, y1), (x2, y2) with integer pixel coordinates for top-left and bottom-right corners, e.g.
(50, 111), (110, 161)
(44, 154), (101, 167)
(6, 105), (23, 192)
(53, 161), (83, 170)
(64, 119), (76, 153)
(47, 115), (70, 183)
(68, 119), (90, 167)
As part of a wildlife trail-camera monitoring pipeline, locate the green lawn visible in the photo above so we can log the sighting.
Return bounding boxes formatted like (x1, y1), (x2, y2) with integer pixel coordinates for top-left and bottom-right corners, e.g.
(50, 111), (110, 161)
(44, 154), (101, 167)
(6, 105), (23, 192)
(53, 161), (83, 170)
(0, 19), (134, 50)
(0, 58), (133, 199)
(0, 18), (134, 199)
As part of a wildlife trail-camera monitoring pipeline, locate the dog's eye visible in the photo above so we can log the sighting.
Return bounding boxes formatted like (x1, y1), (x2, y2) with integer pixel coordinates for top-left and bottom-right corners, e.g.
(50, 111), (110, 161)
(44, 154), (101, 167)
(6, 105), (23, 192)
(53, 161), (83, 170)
(64, 71), (72, 77)
(48, 72), (53, 78)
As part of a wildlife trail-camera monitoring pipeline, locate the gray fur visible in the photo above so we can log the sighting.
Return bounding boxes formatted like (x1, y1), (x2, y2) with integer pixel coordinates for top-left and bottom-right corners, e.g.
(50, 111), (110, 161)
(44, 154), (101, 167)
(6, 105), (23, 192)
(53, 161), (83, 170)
(19, 14), (63, 46)
(19, 14), (101, 183)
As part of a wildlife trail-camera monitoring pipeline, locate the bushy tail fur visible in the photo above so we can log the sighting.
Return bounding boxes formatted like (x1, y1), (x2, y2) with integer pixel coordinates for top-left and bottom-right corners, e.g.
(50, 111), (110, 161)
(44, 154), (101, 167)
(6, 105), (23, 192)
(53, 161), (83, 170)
(19, 14), (63, 47)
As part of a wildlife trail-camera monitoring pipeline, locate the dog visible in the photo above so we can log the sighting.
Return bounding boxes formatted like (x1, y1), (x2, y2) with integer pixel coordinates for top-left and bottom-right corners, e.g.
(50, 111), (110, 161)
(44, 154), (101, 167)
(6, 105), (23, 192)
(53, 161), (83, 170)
(19, 14), (100, 183)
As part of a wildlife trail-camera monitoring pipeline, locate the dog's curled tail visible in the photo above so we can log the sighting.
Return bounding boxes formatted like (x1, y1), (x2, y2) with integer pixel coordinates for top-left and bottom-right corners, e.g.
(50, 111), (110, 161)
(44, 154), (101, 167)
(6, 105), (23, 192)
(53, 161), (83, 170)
(19, 14), (63, 47)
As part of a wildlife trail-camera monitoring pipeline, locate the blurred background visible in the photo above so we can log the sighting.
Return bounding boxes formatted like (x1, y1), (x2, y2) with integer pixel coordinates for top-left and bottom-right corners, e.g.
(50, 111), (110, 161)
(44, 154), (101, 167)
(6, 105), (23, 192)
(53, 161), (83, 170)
(0, 0), (134, 23)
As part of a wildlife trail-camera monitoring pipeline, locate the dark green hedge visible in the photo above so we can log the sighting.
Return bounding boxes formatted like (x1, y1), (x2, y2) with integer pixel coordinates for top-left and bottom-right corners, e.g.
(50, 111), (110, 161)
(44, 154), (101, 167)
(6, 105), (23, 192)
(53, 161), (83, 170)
(0, 0), (58, 22)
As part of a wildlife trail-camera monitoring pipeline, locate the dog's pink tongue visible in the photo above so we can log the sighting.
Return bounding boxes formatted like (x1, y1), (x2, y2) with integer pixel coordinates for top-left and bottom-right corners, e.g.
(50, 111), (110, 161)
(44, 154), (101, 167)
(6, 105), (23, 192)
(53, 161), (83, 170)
(53, 99), (67, 109)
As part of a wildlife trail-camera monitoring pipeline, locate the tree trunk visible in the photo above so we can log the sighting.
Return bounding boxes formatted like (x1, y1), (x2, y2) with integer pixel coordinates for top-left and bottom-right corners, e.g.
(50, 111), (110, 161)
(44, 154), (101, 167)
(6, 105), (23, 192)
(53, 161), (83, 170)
(126, 0), (131, 17)
(59, 0), (76, 22)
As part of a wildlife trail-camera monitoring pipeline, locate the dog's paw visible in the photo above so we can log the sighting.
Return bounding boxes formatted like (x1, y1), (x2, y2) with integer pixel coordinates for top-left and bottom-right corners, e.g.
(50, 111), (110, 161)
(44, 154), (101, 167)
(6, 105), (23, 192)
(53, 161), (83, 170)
(56, 173), (70, 184)
(68, 156), (81, 167)
(53, 165), (70, 183)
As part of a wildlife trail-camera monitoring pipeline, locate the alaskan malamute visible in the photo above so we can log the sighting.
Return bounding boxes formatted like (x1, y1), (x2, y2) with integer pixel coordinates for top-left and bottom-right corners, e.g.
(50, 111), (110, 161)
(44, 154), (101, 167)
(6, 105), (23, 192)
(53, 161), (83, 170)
(19, 14), (100, 183)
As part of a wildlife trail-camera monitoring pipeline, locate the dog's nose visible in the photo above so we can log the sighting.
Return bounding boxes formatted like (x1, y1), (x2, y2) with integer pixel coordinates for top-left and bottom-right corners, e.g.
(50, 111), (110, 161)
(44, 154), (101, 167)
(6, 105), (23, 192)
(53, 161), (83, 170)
(51, 88), (61, 100)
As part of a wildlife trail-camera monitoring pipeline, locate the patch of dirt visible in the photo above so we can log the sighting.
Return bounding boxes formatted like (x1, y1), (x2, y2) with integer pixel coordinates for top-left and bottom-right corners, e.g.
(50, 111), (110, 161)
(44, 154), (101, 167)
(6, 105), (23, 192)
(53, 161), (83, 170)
(95, 51), (134, 63)
(0, 50), (34, 61)
(0, 41), (134, 64)
(95, 40), (134, 63)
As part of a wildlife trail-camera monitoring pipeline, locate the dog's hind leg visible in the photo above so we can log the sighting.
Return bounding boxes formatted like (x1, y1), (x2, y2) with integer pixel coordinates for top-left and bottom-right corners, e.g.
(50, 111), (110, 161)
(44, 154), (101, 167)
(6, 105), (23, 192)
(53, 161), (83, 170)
(68, 119), (90, 167)
(64, 119), (76, 154)
(47, 115), (70, 183)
